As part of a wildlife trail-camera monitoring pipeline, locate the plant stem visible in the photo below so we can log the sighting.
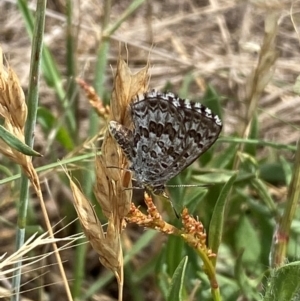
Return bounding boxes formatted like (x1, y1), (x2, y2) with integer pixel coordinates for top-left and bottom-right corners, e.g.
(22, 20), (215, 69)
(12, 1), (46, 300)
(270, 139), (300, 267)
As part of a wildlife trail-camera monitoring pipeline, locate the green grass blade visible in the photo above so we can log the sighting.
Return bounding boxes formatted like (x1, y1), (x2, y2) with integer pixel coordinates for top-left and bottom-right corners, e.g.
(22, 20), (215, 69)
(271, 139), (300, 267)
(0, 151), (102, 185)
(167, 256), (188, 301)
(0, 125), (41, 156)
(17, 0), (76, 135)
(12, 1), (46, 300)
(103, 0), (147, 37)
(250, 178), (277, 215)
(65, 0), (79, 139)
(220, 137), (296, 151)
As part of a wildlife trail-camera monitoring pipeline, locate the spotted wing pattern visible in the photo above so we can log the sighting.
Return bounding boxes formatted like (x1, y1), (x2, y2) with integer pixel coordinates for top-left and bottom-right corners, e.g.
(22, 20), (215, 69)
(109, 90), (222, 194)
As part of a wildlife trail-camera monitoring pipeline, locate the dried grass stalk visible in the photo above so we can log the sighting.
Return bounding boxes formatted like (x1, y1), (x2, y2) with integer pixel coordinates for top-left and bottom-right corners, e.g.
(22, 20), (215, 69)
(245, 12), (279, 122)
(93, 58), (149, 270)
(0, 47), (72, 299)
(234, 11), (279, 169)
(0, 48), (39, 190)
(71, 58), (149, 299)
(68, 176), (122, 272)
(95, 58), (149, 222)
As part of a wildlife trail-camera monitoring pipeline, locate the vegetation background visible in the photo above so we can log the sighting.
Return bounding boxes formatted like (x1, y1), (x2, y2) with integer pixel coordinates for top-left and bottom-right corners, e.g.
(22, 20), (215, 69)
(0, 1), (299, 301)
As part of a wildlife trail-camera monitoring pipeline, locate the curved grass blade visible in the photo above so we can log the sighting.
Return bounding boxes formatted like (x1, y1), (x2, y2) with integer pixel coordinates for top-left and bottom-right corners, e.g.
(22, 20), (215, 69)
(13, 1), (46, 300)
(208, 173), (237, 265)
(167, 256), (188, 301)
(0, 125), (41, 157)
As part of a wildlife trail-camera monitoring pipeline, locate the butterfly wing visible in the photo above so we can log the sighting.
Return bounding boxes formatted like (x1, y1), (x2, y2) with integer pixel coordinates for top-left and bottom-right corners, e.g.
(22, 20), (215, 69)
(159, 95), (222, 178)
(129, 91), (222, 192)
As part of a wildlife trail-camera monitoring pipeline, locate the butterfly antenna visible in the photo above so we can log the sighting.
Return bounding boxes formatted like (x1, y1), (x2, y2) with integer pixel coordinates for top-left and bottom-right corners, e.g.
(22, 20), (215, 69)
(165, 183), (213, 189)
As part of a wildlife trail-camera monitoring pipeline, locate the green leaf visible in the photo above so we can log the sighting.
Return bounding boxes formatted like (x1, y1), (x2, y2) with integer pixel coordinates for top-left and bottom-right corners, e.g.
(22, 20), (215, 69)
(234, 214), (261, 266)
(244, 114), (259, 156)
(192, 171), (233, 185)
(184, 188), (208, 212)
(250, 178), (277, 214)
(167, 256), (188, 301)
(37, 107), (74, 150)
(239, 152), (258, 174)
(208, 173), (237, 255)
(280, 156), (292, 185)
(179, 72), (195, 98)
(202, 85), (223, 120)
(198, 85), (223, 166)
(212, 142), (237, 169)
(264, 262), (300, 301)
(165, 235), (184, 275)
(259, 162), (286, 185)
(157, 262), (170, 301)
(0, 125), (41, 157)
(235, 249), (262, 300)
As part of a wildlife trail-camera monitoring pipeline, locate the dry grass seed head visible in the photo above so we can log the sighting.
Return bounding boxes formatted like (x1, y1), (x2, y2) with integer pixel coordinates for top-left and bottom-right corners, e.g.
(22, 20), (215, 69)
(0, 48), (40, 192)
(92, 59), (150, 285)
(95, 59), (149, 222)
(0, 50), (28, 162)
(0, 53), (27, 130)
(68, 174), (122, 273)
(70, 59), (150, 280)
(76, 77), (110, 118)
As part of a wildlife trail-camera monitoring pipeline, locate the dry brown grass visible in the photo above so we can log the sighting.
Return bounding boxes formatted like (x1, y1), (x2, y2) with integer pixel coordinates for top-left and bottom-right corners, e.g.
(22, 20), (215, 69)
(2, 1), (300, 142)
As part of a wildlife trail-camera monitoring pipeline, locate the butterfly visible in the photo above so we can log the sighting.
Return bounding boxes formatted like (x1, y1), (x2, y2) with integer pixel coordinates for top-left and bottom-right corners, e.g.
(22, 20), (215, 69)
(109, 90), (222, 196)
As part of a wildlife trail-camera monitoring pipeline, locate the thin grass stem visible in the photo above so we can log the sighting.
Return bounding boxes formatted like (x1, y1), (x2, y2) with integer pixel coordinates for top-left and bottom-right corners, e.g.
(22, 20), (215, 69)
(271, 139), (300, 267)
(12, 1), (46, 300)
